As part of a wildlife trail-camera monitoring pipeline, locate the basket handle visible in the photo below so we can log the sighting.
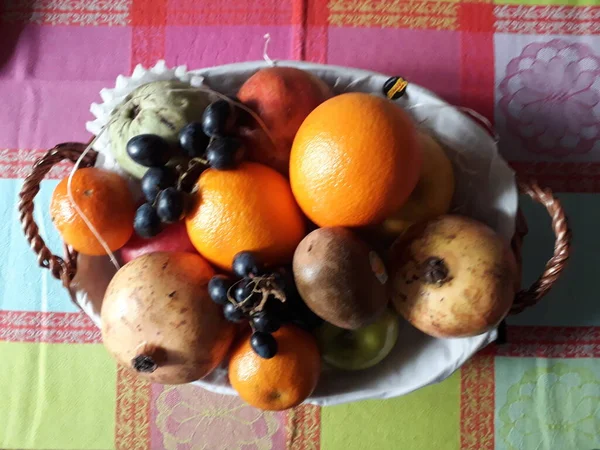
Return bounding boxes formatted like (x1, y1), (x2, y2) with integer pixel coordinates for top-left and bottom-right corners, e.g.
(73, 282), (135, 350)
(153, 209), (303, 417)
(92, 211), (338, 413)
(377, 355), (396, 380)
(18, 143), (97, 288)
(510, 180), (571, 314)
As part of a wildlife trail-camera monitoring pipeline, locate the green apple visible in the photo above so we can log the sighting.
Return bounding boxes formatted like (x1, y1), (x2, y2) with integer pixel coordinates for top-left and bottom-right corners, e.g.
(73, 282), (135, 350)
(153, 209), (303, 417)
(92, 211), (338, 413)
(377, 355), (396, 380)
(316, 308), (399, 371)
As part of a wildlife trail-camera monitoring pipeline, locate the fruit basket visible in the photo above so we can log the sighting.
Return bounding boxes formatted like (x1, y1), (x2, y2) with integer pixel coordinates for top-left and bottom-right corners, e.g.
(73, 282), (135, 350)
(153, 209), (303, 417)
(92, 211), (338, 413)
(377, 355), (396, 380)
(18, 61), (570, 407)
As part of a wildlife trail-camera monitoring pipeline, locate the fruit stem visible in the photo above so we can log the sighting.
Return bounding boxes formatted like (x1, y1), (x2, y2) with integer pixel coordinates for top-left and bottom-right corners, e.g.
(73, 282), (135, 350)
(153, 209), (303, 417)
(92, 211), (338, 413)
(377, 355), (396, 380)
(177, 158), (209, 192)
(422, 257), (451, 285)
(227, 275), (287, 316)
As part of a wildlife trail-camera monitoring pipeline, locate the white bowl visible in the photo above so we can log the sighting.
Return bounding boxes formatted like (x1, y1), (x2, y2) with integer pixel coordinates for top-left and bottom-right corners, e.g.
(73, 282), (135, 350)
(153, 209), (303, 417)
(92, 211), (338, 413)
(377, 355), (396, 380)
(77, 61), (517, 407)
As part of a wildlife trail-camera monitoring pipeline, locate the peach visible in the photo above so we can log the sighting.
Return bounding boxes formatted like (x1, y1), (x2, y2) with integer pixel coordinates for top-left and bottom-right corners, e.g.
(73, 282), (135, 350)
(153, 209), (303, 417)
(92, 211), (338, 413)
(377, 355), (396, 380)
(237, 67), (332, 175)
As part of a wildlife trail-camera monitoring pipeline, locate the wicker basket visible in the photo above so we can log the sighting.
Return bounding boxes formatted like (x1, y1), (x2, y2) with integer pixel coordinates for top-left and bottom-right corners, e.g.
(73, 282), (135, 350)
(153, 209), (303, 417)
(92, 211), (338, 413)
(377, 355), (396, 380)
(16, 62), (572, 406)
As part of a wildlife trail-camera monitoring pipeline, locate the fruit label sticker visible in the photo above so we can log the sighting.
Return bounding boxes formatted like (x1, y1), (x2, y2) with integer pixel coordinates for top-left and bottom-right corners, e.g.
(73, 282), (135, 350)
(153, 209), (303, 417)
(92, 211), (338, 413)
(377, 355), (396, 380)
(383, 76), (408, 100)
(369, 251), (388, 285)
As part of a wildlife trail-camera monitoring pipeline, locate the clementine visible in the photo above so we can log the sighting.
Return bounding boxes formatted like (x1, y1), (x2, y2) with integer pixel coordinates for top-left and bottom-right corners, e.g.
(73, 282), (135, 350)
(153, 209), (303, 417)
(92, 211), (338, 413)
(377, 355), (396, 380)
(290, 93), (421, 227)
(228, 325), (321, 410)
(185, 162), (306, 271)
(50, 168), (135, 256)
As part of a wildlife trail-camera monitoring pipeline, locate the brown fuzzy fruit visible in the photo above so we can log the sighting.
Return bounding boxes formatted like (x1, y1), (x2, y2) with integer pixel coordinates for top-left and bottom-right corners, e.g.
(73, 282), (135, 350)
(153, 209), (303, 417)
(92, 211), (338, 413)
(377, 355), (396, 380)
(292, 227), (389, 330)
(388, 215), (518, 338)
(101, 252), (236, 384)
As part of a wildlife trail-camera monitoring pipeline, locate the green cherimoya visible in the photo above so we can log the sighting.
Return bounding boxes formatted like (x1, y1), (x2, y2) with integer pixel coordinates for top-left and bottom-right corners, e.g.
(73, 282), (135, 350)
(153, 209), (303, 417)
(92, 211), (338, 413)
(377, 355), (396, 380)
(109, 80), (211, 178)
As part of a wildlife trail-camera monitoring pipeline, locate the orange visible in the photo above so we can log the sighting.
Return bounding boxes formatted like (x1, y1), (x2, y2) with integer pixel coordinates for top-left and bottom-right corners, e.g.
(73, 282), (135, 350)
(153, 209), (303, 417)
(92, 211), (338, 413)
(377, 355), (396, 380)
(290, 93), (422, 227)
(50, 168), (135, 256)
(185, 162), (306, 271)
(228, 325), (321, 410)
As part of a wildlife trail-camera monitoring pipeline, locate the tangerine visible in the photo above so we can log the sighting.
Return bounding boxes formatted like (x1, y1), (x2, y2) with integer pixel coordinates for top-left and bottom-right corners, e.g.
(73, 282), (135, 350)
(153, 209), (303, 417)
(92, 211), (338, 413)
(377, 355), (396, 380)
(185, 162), (306, 271)
(290, 93), (421, 227)
(228, 325), (321, 410)
(50, 168), (135, 256)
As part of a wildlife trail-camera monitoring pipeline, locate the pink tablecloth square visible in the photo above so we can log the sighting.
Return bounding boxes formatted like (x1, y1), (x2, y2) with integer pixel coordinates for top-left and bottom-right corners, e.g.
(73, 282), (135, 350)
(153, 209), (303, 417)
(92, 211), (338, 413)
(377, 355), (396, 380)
(0, 80), (106, 149)
(0, 25), (132, 82)
(327, 28), (461, 104)
(164, 26), (294, 68)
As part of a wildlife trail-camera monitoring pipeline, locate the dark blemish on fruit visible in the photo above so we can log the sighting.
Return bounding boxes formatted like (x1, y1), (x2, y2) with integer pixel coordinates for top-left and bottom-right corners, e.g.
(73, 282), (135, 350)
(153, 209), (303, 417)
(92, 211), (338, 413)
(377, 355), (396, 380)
(440, 297), (445, 302)
(84, 189), (94, 197)
(307, 245), (313, 252)
(162, 261), (169, 270)
(129, 104), (140, 120)
(268, 391), (282, 401)
(168, 291), (177, 298)
(157, 113), (176, 130)
(175, 320), (187, 328)
(180, 307), (189, 314)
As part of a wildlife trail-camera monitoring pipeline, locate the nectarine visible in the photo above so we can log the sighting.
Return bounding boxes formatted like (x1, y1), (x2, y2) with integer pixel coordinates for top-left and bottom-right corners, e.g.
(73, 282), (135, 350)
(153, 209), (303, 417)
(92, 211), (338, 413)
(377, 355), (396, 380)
(237, 67), (332, 175)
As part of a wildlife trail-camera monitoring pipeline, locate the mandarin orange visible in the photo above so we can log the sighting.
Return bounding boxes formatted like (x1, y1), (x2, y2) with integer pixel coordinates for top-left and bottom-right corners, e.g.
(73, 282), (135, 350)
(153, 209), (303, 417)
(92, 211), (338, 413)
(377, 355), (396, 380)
(228, 325), (321, 410)
(185, 162), (306, 271)
(50, 168), (135, 255)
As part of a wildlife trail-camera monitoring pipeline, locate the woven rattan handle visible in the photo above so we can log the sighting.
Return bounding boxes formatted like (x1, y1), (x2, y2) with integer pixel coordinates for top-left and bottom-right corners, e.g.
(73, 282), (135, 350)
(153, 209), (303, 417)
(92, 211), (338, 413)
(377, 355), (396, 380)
(510, 180), (571, 314)
(18, 143), (97, 287)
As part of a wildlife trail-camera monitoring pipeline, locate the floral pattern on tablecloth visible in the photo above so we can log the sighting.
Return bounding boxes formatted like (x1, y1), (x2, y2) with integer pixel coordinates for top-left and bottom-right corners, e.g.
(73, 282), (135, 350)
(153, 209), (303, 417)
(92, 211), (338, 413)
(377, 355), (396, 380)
(498, 361), (600, 450)
(498, 39), (600, 159)
(152, 384), (287, 450)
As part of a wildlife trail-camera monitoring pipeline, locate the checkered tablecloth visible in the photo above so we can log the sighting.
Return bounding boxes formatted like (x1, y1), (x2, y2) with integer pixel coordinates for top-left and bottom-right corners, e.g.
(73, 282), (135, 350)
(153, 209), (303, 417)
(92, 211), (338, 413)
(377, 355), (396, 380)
(1, 1), (599, 449)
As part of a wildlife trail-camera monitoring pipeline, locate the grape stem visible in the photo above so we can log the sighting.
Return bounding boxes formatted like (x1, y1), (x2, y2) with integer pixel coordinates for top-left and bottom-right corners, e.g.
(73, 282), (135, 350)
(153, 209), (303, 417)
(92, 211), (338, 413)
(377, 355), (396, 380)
(226, 274), (286, 316)
(176, 157), (209, 192)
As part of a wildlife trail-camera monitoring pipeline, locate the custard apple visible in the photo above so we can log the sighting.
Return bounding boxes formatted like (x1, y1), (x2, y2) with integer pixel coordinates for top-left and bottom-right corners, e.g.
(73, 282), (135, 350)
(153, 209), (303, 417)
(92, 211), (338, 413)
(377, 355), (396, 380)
(109, 80), (211, 178)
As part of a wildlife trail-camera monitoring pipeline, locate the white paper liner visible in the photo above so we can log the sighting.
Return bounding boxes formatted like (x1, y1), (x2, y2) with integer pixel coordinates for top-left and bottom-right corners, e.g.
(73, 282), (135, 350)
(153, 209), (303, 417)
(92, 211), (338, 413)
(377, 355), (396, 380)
(75, 61), (517, 406)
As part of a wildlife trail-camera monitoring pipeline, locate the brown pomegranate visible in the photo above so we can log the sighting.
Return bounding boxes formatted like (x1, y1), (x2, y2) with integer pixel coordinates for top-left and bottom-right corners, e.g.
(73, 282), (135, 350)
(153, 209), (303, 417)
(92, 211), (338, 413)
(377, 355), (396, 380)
(388, 215), (518, 338)
(101, 252), (235, 384)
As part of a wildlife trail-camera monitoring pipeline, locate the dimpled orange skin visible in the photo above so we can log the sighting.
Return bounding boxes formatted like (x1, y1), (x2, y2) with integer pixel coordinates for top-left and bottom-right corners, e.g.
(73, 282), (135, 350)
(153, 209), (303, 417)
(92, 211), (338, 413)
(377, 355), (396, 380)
(50, 168), (135, 256)
(185, 162), (306, 271)
(228, 325), (321, 411)
(290, 93), (422, 227)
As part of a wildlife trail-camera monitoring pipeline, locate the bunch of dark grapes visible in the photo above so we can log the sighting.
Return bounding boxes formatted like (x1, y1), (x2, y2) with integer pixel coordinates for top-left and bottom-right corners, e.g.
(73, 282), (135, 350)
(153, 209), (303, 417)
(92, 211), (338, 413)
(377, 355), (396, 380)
(179, 98), (245, 169)
(130, 97), (246, 239)
(208, 251), (322, 359)
(127, 135), (188, 238)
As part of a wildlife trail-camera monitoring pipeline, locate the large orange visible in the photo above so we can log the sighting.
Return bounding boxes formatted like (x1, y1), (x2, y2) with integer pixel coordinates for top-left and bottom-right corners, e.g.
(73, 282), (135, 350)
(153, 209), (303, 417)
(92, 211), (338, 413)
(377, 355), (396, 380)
(290, 93), (421, 227)
(185, 162), (306, 271)
(228, 325), (321, 410)
(50, 168), (135, 256)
